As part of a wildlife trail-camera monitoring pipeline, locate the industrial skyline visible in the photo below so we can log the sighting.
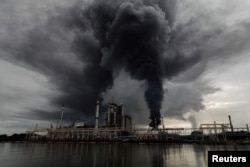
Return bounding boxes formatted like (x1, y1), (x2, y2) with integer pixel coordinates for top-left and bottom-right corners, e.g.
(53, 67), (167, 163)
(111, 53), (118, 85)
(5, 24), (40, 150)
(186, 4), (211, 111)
(0, 0), (250, 134)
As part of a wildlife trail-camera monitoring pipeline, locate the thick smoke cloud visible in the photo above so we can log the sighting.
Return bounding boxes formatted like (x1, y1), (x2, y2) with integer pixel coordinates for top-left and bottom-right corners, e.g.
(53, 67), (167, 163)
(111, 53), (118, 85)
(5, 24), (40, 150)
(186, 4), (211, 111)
(85, 0), (173, 127)
(78, 0), (206, 128)
(0, 0), (220, 126)
(1, 0), (250, 129)
(81, 0), (206, 127)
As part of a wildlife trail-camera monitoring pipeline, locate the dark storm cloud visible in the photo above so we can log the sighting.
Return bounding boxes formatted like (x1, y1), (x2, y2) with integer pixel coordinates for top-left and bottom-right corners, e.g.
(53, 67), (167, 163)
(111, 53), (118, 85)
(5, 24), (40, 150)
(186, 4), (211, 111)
(0, 0), (113, 122)
(1, 0), (250, 128)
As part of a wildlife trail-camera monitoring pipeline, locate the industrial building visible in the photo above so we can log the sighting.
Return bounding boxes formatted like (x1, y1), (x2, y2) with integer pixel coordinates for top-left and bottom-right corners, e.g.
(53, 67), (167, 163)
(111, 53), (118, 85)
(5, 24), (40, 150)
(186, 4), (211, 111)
(26, 101), (250, 143)
(26, 100), (133, 141)
(106, 103), (132, 130)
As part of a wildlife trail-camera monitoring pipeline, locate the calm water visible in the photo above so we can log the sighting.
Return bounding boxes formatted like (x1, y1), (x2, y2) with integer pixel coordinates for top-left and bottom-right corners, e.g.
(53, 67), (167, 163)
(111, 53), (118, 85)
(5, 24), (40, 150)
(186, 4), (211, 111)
(0, 143), (250, 167)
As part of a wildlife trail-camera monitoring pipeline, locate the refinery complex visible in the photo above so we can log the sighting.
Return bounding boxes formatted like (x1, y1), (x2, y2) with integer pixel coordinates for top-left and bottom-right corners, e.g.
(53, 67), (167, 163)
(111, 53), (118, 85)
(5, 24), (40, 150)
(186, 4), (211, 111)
(26, 101), (250, 144)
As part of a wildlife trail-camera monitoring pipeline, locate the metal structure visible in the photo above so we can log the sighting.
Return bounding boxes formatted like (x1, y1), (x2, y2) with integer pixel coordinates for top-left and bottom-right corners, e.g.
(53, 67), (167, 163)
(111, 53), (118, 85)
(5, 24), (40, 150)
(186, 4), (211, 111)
(26, 127), (132, 141)
(199, 122), (230, 142)
(25, 105), (250, 143)
(106, 103), (123, 128)
(26, 127), (184, 142)
(26, 125), (250, 143)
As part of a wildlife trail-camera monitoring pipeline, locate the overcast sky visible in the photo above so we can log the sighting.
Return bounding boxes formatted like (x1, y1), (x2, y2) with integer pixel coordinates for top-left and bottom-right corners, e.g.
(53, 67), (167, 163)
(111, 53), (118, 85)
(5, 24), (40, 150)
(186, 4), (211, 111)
(0, 0), (250, 134)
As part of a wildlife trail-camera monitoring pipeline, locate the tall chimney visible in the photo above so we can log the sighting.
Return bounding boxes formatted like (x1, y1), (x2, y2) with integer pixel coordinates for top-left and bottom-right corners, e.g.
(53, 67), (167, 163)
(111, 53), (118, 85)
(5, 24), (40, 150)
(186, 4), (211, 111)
(162, 117), (165, 130)
(155, 118), (157, 129)
(246, 124), (249, 133)
(114, 105), (116, 127)
(228, 115), (234, 132)
(121, 104), (125, 130)
(60, 104), (64, 128)
(95, 100), (100, 131)
(107, 103), (110, 127)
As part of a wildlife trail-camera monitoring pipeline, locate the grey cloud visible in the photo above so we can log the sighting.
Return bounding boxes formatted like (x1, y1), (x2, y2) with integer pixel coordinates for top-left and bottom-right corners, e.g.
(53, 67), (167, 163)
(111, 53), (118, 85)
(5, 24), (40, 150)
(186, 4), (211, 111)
(162, 81), (220, 119)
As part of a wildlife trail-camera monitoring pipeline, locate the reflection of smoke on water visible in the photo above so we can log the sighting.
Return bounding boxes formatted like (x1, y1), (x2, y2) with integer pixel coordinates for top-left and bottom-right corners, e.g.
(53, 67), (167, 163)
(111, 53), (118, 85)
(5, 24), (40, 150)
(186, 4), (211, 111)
(2, 143), (250, 167)
(44, 143), (209, 167)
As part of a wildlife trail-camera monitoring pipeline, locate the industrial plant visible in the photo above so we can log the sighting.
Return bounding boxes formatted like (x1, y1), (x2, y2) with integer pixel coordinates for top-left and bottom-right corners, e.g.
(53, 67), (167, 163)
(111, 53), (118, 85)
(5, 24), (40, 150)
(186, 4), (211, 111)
(26, 101), (250, 144)
(26, 100), (133, 142)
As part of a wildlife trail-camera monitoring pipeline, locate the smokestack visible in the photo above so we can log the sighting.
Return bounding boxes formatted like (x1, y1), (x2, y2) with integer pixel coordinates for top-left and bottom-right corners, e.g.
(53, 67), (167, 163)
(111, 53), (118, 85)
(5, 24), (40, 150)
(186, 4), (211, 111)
(162, 117), (165, 130)
(155, 118), (157, 129)
(121, 104), (125, 130)
(228, 115), (234, 132)
(95, 100), (100, 131)
(114, 105), (116, 127)
(60, 104), (64, 128)
(246, 124), (249, 133)
(214, 121), (218, 141)
(107, 103), (110, 127)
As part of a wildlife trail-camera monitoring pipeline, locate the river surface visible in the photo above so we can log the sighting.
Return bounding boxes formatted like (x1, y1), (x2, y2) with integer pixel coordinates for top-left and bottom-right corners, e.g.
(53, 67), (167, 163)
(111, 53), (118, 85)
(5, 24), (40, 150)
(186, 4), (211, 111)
(0, 143), (250, 167)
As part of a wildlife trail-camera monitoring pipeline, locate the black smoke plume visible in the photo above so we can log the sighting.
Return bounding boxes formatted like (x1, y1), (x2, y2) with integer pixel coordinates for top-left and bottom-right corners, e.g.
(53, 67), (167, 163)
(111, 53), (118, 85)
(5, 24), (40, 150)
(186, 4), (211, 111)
(82, 0), (174, 128)
(1, 0), (204, 127)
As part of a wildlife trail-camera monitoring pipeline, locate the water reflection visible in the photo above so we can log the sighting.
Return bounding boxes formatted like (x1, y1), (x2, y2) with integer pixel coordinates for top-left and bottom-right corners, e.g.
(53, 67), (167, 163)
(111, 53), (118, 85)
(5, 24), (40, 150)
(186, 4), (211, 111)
(0, 143), (250, 167)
